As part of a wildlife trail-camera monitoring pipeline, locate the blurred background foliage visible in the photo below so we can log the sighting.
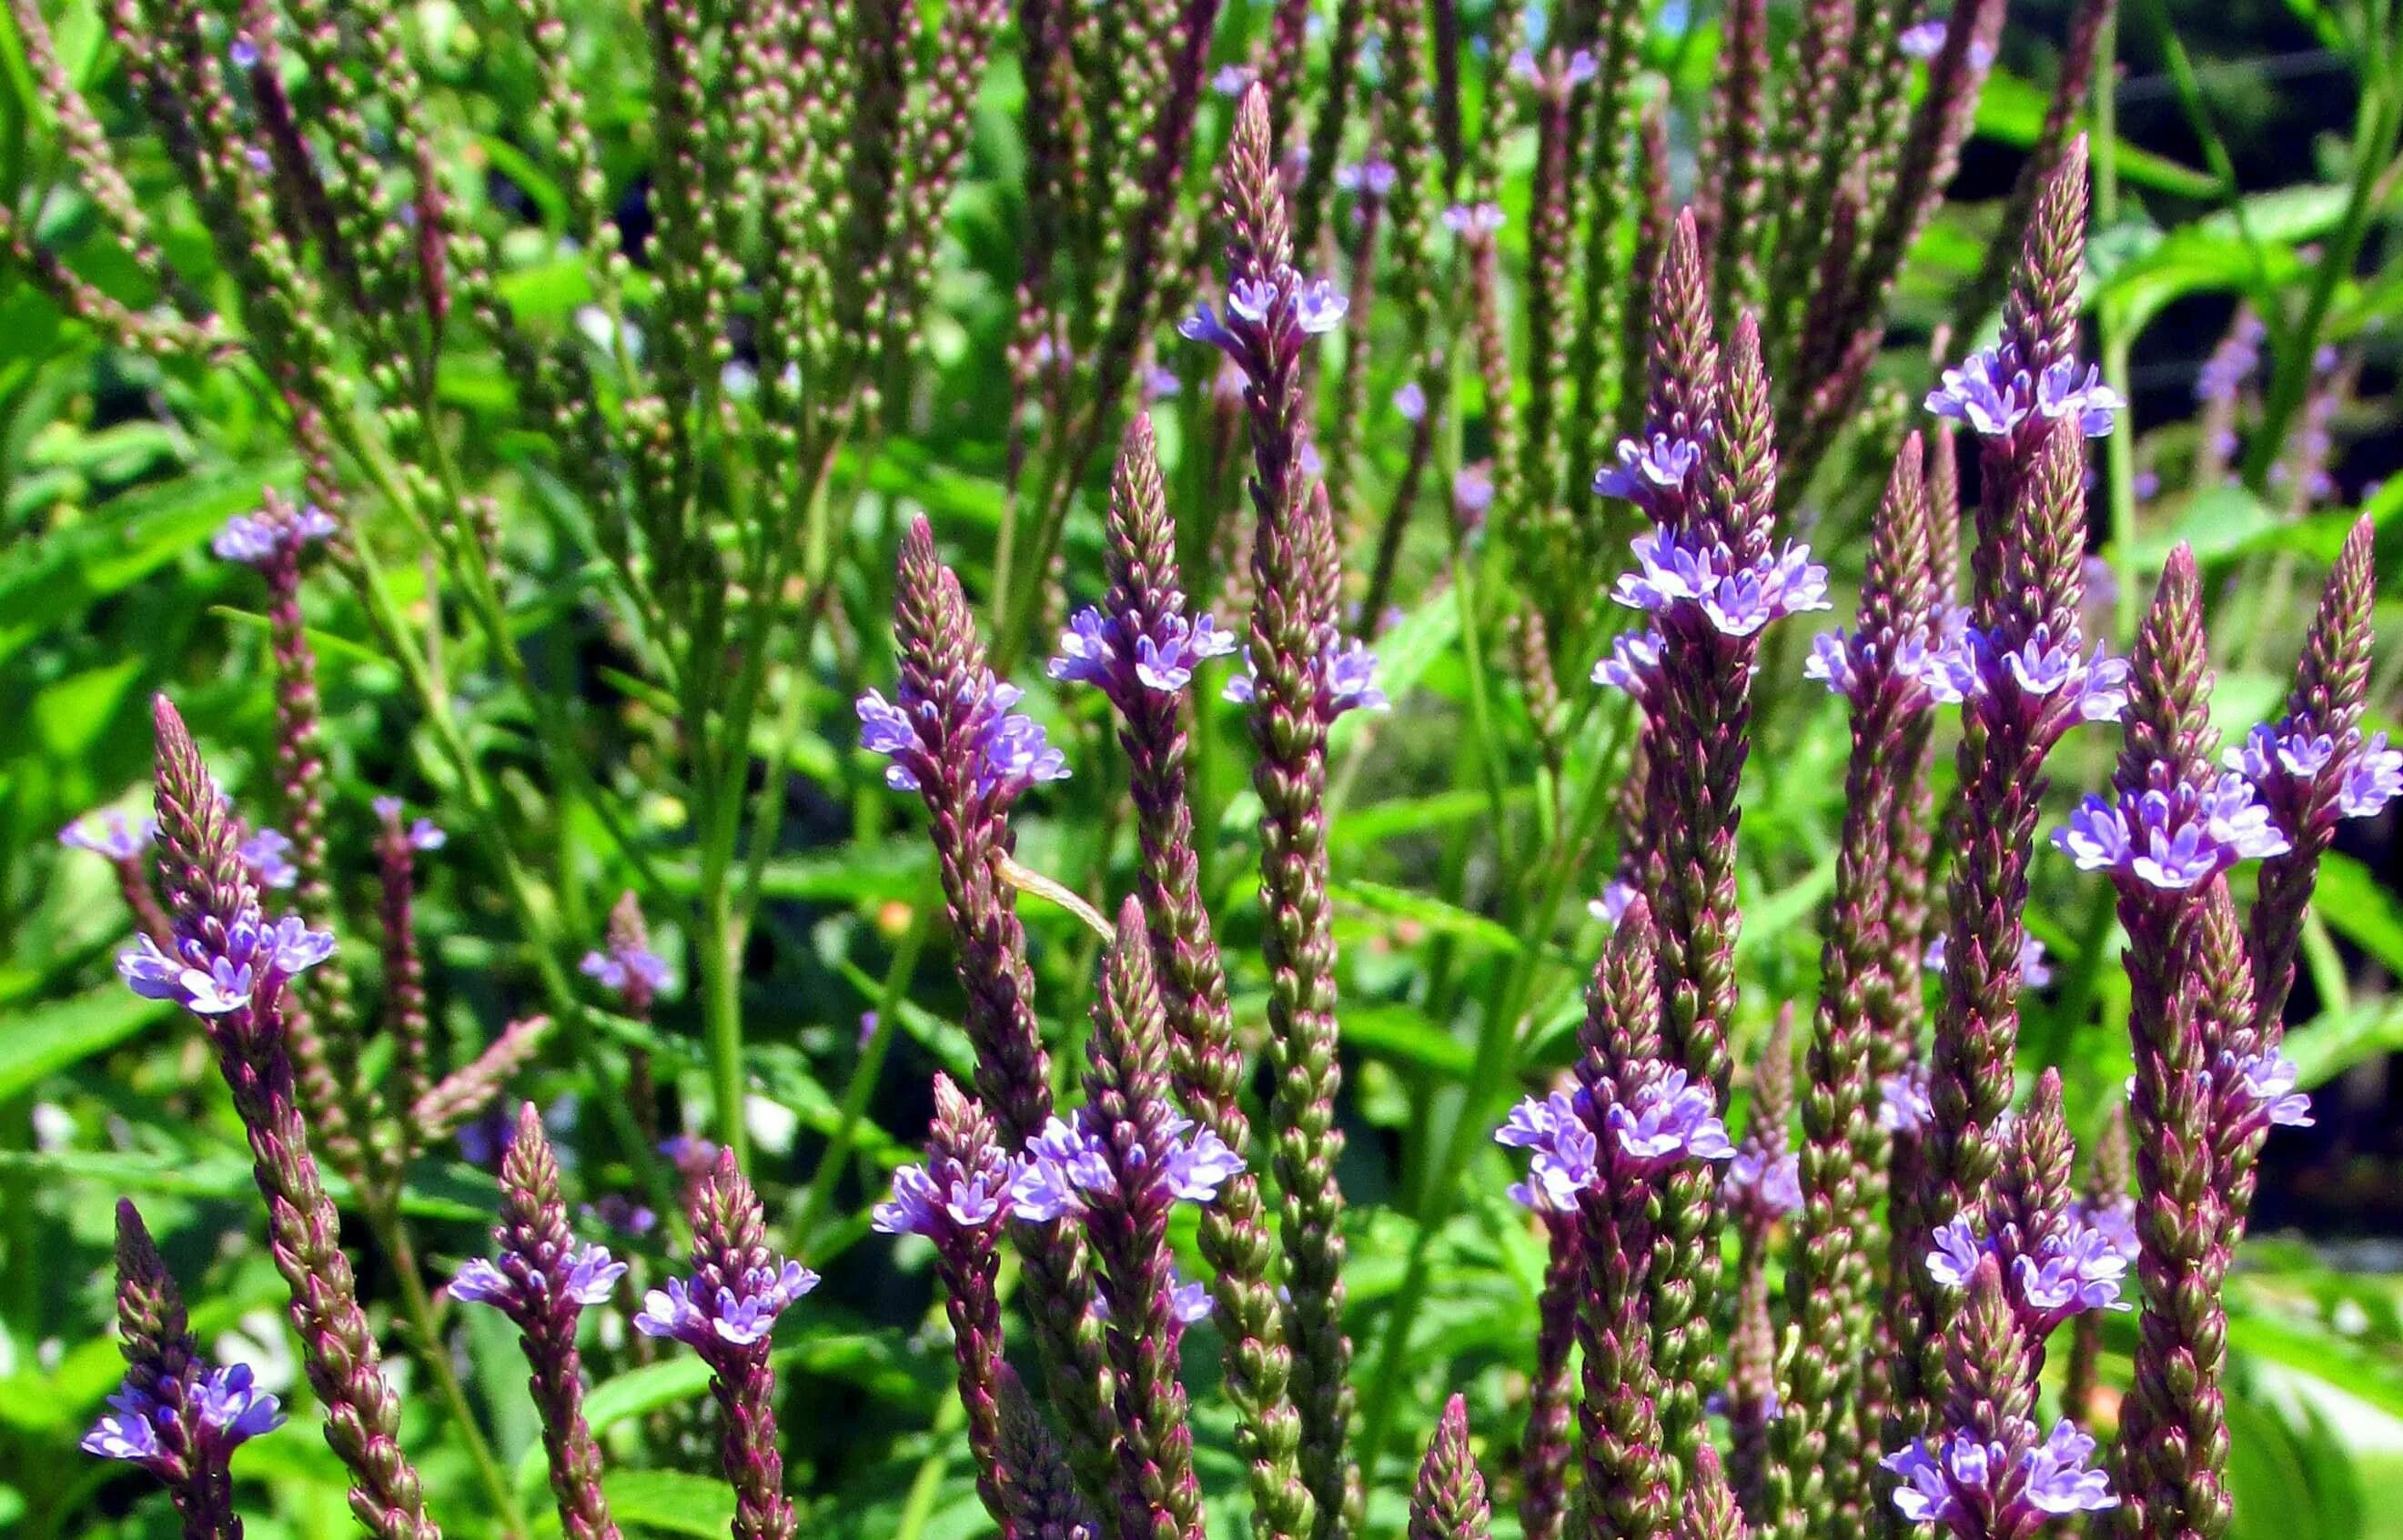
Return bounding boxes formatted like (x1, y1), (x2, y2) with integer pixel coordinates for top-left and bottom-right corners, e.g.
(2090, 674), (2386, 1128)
(1, 0), (2401, 1535)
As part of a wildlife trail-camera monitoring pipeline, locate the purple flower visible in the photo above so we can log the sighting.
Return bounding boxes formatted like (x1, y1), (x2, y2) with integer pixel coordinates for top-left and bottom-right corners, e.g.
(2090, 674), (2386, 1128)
(1896, 19), (1947, 57)
(1885, 1419), (2116, 1533)
(1593, 630), (1663, 699)
(1928, 347), (2121, 441)
(1336, 159), (1398, 197)
(211, 504), (338, 566)
(873, 1161), (1013, 1237)
(229, 36), (260, 69)
(1167, 1277), (1213, 1325)
(2196, 317), (2265, 404)
(1926, 348), (2030, 438)
(1211, 64), (1253, 96)
(633, 1260), (819, 1350)
(1934, 624), (2128, 722)
(85, 1364), (285, 1473)
(372, 796), (447, 851)
(1048, 605), (1238, 698)
(858, 677), (1070, 800)
(1611, 527), (1831, 637)
(2226, 722), (2340, 784)
(1441, 202), (1506, 237)
(1924, 1216), (2128, 1334)
(1723, 1146), (1802, 1216)
(237, 827), (297, 890)
(118, 913), (336, 1016)
(452, 1241), (626, 1312)
(2339, 733), (2403, 818)
(1008, 1112), (1244, 1223)
(2035, 360), (2126, 438)
(581, 939), (672, 997)
(1222, 639), (1388, 716)
(1393, 381), (1428, 423)
(1496, 1090), (1601, 1211)
(1561, 48), (1598, 86)
(1878, 1068), (1934, 1134)
(1587, 879), (1639, 928)
(1606, 1068), (1737, 1175)
(59, 810), (156, 861)
(2216, 1050), (2313, 1133)
(1453, 464), (1495, 523)
(1923, 933), (2052, 988)
(2055, 774), (2292, 891)
(1591, 434), (1703, 508)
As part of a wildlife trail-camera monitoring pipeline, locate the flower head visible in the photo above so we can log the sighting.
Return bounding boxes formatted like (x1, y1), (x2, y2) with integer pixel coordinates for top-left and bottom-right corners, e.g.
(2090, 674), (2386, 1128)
(1878, 1067), (1934, 1134)
(118, 912), (335, 1016)
(1923, 933), (2052, 988)
(1591, 434), (1703, 509)
(1048, 605), (1237, 700)
(1007, 1112), (1245, 1223)
(1927, 346), (2121, 442)
(1884, 1419), (2115, 1533)
(873, 1160), (1013, 1237)
(1336, 159), (1398, 198)
(858, 675), (1069, 800)
(581, 939), (671, 997)
(84, 1363), (285, 1475)
(1222, 639), (1388, 717)
(373, 796), (447, 851)
(1605, 1067), (1737, 1176)
(1923, 1215), (2128, 1336)
(60, 810), (156, 861)
(452, 1240), (627, 1314)
(1723, 1146), (1802, 1218)
(211, 503), (338, 566)
(1453, 464), (1495, 526)
(237, 827), (297, 890)
(1587, 879), (1640, 928)
(1612, 527), (1830, 638)
(1593, 630), (1663, 700)
(2216, 1050), (2313, 1135)
(633, 1260), (819, 1351)
(1496, 1089), (1600, 1212)
(2055, 773), (2292, 891)
(1393, 381), (1428, 423)
(1441, 202), (1505, 237)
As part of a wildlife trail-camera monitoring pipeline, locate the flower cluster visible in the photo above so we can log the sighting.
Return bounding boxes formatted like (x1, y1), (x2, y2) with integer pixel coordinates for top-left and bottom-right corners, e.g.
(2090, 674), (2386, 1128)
(371, 796), (448, 851)
(1592, 630), (1662, 700)
(873, 1153), (1014, 1238)
(1442, 202), (1505, 237)
(1048, 606), (1238, 700)
(1723, 1145), (1802, 1219)
(1924, 1216), (2128, 1337)
(211, 502), (338, 566)
(2055, 773), (2292, 891)
(1590, 433), (1703, 515)
(1802, 627), (1948, 706)
(1923, 933), (2053, 989)
(1587, 879), (1640, 928)
(60, 809), (156, 860)
(1178, 269), (1348, 362)
(2214, 1051), (2314, 1138)
(84, 1362), (285, 1473)
(237, 826), (298, 890)
(1610, 526), (1832, 639)
(1925, 347), (2124, 441)
(1089, 1270), (1215, 1328)
(633, 1259), (820, 1350)
(2196, 312), (2266, 405)
(1884, 1420), (2116, 1533)
(1879, 1067), (1935, 1134)
(119, 911), (336, 1015)
(858, 675), (1069, 799)
(1221, 637), (1388, 717)
(2226, 722), (2403, 821)
(452, 1241), (628, 1314)
(1496, 1069), (1736, 1207)
(1931, 623), (2129, 725)
(1335, 159), (1398, 198)
(1007, 1112), (1245, 1223)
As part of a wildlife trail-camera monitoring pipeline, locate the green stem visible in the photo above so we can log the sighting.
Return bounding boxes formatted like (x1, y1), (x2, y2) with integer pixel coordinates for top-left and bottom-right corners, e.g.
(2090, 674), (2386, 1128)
(793, 890), (934, 1245)
(369, 1201), (528, 1537)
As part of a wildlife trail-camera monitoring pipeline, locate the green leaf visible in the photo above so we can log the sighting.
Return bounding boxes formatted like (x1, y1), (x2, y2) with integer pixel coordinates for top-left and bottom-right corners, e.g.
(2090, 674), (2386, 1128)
(1341, 1005), (1476, 1077)
(0, 1149), (489, 1221)
(0, 987), (171, 1101)
(601, 1472), (740, 1538)
(2287, 997), (2403, 1088)
(2310, 855), (2403, 976)
(1329, 879), (1521, 955)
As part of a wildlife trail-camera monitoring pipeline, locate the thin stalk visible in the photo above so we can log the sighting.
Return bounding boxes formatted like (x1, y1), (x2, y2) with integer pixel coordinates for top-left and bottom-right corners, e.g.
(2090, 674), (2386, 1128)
(369, 1202), (528, 1536)
(2092, 19), (2140, 644)
(794, 881), (939, 1243)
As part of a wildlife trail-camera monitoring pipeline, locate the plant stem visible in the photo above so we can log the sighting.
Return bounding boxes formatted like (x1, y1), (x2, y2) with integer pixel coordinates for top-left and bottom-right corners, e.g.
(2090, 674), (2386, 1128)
(369, 1201), (528, 1537)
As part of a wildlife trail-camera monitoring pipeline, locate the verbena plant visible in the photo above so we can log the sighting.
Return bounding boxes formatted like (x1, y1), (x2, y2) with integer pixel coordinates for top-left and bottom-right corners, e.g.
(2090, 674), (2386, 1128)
(8, 0), (2402, 1538)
